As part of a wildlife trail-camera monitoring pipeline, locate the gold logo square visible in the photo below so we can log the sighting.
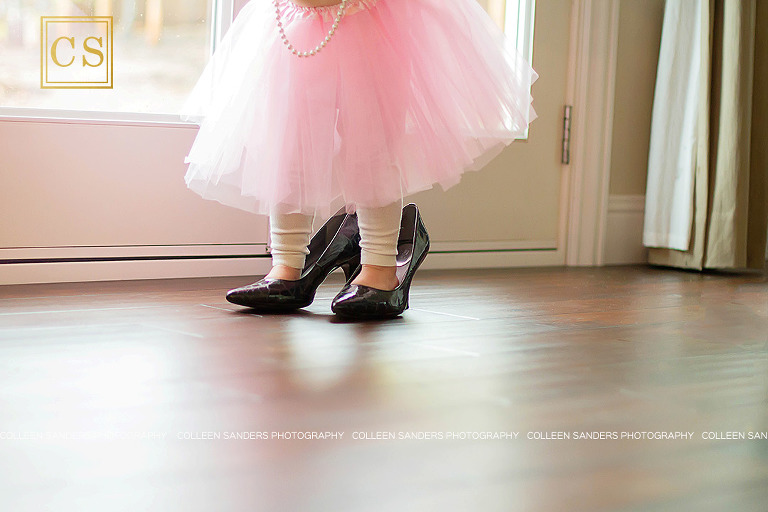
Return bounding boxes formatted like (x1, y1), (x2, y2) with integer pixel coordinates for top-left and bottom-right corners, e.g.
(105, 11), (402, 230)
(41, 16), (113, 89)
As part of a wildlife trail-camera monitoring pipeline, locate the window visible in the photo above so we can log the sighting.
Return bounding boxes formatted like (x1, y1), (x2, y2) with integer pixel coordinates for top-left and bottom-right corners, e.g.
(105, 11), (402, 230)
(0, 0), (231, 120)
(486, 0), (537, 139)
(0, 0), (534, 123)
(504, 0), (536, 67)
(483, 0), (536, 66)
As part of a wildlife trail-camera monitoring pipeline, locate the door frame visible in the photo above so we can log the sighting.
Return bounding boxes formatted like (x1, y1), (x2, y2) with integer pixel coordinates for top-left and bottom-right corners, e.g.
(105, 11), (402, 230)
(562, 0), (621, 266)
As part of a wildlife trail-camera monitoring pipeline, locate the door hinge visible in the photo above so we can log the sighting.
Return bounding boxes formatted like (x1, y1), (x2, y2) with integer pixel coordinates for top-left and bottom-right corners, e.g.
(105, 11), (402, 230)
(562, 105), (572, 165)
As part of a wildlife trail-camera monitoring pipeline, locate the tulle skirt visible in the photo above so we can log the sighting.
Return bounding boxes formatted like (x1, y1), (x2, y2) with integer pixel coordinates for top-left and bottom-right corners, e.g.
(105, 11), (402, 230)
(180, 0), (538, 217)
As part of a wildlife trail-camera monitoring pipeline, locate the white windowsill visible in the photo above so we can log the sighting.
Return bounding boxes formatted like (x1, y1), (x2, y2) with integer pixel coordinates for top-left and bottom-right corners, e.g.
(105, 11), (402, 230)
(0, 108), (199, 129)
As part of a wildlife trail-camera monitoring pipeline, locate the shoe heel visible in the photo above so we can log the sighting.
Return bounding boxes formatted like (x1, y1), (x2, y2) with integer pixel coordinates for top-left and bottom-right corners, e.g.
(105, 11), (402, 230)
(401, 239), (430, 311)
(340, 253), (361, 281)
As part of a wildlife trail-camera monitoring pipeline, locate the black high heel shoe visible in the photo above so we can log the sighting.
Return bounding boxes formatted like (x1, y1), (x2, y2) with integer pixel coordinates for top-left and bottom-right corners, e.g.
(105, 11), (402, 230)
(331, 203), (430, 319)
(226, 207), (361, 312)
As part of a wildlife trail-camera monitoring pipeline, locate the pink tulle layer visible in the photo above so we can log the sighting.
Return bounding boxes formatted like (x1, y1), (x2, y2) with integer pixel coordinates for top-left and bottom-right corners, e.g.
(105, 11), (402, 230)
(181, 0), (538, 216)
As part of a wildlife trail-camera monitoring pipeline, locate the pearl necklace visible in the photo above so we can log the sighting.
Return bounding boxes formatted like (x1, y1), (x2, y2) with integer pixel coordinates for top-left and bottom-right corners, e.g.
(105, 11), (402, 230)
(274, 0), (349, 58)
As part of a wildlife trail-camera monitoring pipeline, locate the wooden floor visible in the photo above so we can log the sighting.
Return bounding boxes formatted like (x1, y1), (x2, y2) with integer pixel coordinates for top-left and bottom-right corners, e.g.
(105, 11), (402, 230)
(1, 264), (767, 511)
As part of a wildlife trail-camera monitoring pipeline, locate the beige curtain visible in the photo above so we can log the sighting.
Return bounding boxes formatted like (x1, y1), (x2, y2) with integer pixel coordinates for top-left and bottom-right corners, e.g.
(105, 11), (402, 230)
(647, 0), (768, 271)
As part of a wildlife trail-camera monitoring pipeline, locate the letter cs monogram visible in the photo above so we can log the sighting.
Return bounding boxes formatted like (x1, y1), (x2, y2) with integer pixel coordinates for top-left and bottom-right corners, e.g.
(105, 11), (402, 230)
(41, 17), (112, 89)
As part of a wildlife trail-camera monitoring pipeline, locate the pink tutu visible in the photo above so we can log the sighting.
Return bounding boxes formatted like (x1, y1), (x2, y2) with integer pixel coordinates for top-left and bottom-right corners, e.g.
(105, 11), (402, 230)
(181, 0), (538, 217)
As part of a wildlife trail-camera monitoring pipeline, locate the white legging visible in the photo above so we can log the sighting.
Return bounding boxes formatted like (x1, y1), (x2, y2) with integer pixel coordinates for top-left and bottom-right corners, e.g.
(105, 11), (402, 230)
(269, 199), (403, 269)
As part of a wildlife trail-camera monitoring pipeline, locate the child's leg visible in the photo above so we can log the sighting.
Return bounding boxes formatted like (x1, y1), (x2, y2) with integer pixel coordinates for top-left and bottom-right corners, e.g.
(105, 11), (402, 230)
(267, 208), (314, 280)
(353, 199), (403, 290)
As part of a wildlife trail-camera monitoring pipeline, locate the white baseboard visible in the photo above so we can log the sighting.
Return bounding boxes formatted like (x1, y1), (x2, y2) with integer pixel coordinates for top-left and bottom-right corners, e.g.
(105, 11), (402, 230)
(422, 248), (563, 270)
(604, 194), (648, 265)
(0, 245), (565, 286)
(0, 257), (272, 286)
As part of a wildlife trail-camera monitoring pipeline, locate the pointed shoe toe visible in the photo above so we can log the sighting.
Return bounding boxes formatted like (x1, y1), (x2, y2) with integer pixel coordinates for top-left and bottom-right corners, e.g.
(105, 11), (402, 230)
(225, 284), (259, 307)
(331, 284), (405, 319)
(225, 287), (250, 307)
(225, 279), (309, 311)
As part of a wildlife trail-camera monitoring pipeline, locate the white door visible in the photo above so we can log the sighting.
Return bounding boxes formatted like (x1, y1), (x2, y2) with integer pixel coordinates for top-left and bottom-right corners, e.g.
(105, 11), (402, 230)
(413, 0), (573, 269)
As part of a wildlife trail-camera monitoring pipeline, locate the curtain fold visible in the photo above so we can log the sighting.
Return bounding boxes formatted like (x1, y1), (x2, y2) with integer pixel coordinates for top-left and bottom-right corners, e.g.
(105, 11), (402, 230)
(643, 0), (768, 271)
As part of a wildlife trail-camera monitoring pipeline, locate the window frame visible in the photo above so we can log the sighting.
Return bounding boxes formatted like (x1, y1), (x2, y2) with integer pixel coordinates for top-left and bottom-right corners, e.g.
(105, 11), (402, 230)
(504, 0), (537, 140)
(505, 0), (536, 68)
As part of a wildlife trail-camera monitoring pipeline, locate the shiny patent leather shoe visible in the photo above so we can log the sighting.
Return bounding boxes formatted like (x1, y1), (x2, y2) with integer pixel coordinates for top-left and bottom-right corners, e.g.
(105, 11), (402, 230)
(331, 203), (430, 319)
(226, 208), (361, 312)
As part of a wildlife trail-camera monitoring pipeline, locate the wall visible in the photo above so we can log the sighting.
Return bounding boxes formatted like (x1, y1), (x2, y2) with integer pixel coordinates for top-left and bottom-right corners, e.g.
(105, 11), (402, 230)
(754, 0), (768, 261)
(609, 0), (665, 197)
(0, 119), (271, 284)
